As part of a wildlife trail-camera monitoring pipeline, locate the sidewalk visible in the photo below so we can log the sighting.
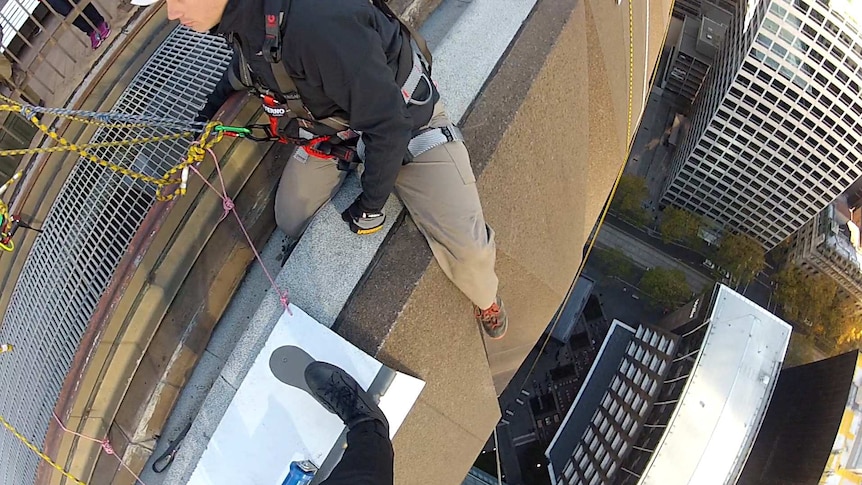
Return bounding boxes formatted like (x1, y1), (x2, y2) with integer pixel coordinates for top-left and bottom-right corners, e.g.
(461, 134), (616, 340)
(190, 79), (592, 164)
(623, 88), (681, 201)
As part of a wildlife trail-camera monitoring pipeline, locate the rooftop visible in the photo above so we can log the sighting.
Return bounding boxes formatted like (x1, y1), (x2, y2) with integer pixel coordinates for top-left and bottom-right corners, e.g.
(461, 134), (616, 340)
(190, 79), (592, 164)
(545, 320), (637, 480)
(639, 285), (792, 484)
(544, 285), (791, 485)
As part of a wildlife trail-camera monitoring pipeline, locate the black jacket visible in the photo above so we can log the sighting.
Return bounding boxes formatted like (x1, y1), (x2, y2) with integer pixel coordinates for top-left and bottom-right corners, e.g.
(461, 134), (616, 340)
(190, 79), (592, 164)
(210, 0), (439, 211)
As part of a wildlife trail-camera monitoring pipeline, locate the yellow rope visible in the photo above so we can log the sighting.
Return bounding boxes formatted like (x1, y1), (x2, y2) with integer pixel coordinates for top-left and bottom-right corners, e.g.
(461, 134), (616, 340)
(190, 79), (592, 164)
(517, 0), (640, 391)
(0, 133), (193, 157)
(0, 415), (87, 485)
(0, 102), (228, 476)
(0, 96), (225, 203)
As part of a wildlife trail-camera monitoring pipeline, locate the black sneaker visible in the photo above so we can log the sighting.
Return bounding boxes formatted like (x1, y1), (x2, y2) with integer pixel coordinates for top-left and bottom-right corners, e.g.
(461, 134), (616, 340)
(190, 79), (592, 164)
(474, 296), (508, 339)
(304, 361), (389, 431)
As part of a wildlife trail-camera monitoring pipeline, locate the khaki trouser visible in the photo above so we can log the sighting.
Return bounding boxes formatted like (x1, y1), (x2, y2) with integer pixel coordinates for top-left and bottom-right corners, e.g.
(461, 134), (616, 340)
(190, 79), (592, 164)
(274, 103), (499, 309)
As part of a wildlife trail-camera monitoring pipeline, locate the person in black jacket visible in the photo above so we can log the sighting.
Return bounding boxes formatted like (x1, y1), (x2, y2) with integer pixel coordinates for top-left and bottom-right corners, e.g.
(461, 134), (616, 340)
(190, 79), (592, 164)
(141, 0), (508, 338)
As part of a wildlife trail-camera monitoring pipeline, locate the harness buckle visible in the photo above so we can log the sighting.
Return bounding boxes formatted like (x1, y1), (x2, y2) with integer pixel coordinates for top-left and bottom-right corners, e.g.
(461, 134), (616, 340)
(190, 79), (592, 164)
(262, 13), (282, 63)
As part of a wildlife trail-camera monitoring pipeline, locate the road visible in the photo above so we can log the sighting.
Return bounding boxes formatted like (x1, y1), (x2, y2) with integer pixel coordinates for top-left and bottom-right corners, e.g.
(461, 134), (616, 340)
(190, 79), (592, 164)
(596, 222), (713, 292)
(602, 216), (776, 308)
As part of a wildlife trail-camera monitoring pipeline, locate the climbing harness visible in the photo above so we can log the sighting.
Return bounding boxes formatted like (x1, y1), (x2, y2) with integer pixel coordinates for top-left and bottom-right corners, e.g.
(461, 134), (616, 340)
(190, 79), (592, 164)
(222, 0), (458, 167)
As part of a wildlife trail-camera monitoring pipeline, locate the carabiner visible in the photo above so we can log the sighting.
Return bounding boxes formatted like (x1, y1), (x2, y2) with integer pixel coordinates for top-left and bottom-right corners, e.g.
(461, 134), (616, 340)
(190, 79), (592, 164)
(213, 125), (253, 138)
(243, 124), (282, 142)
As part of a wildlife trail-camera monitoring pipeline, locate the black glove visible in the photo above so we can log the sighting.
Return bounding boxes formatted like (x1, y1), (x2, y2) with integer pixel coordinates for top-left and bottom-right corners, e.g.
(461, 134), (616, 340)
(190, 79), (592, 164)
(341, 197), (385, 235)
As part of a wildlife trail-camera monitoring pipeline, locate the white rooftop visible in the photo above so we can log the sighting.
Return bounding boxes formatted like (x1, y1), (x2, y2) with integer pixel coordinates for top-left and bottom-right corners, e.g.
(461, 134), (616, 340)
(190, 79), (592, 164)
(639, 285), (792, 485)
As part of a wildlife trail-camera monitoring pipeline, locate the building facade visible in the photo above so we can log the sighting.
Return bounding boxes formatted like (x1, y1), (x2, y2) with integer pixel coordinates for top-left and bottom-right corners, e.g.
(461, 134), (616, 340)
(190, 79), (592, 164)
(661, 0), (862, 249)
(663, 3), (733, 106)
(788, 202), (862, 315)
(545, 285), (792, 485)
(738, 351), (862, 485)
(673, 0), (740, 20)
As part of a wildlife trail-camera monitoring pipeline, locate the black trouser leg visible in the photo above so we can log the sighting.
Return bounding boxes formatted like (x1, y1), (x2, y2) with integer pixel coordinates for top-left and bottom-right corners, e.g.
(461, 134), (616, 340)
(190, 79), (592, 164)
(320, 421), (393, 485)
(45, 0), (104, 34)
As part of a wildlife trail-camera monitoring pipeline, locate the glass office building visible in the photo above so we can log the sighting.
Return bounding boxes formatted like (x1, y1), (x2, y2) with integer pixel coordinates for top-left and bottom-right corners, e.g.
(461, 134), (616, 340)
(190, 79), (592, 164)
(661, 0), (862, 248)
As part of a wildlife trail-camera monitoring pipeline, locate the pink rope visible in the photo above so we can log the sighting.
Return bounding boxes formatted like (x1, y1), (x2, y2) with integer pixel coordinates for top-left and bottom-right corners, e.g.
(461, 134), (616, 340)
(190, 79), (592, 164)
(52, 413), (146, 485)
(190, 147), (291, 313)
(48, 152), (292, 483)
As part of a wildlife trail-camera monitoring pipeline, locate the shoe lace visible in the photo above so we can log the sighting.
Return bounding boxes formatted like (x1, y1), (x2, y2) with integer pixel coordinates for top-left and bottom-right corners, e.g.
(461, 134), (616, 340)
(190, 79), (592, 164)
(321, 377), (357, 410)
(478, 303), (501, 327)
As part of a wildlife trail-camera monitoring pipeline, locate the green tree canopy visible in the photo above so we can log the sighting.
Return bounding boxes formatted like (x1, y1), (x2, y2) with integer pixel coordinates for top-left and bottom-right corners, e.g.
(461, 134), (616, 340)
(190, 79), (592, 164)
(639, 267), (691, 309)
(715, 233), (765, 285)
(659, 207), (700, 245)
(774, 265), (839, 329)
(593, 247), (635, 281)
(611, 175), (650, 226)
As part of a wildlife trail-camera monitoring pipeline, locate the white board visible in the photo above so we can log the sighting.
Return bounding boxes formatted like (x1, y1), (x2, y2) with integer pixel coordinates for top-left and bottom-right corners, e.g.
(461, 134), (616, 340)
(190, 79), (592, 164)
(188, 305), (425, 485)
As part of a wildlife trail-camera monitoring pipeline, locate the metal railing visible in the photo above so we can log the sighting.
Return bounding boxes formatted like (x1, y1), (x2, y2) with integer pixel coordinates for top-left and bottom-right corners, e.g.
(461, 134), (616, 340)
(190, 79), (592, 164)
(0, 0), (139, 184)
(0, 25), (231, 484)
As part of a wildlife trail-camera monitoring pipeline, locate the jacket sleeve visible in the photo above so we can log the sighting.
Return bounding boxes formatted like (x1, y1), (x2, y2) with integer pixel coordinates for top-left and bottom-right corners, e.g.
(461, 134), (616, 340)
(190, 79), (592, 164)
(305, 17), (413, 211)
(198, 55), (244, 121)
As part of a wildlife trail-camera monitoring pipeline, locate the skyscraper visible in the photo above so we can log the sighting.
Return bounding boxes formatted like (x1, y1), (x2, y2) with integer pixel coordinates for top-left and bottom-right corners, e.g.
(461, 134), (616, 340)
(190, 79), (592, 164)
(787, 201), (862, 315)
(545, 285), (792, 485)
(661, 0), (862, 249)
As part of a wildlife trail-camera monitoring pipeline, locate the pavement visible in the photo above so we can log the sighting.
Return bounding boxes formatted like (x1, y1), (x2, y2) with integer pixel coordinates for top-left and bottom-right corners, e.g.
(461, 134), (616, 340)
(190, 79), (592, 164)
(623, 88), (688, 202)
(15, 0), (140, 108)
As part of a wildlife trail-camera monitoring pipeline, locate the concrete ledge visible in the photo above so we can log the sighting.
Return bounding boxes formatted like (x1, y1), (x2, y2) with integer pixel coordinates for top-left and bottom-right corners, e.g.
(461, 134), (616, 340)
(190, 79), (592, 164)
(142, 0), (543, 483)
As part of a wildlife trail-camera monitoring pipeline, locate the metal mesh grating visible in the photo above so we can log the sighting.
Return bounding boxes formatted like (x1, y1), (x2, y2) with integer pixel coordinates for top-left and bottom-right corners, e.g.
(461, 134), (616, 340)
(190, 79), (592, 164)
(0, 26), (231, 485)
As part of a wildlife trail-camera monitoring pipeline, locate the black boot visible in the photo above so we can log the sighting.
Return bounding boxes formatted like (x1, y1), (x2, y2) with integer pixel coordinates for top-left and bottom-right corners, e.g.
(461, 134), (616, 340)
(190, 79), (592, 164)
(304, 361), (389, 431)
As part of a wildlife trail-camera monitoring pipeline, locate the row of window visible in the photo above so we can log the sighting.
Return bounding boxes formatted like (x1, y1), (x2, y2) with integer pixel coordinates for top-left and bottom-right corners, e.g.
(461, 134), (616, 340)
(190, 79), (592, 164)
(561, 329), (676, 484)
(697, 119), (855, 191)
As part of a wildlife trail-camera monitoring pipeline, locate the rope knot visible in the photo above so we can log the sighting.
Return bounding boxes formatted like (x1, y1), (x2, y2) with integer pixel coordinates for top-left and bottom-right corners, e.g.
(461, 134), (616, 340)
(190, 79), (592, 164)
(222, 197), (235, 213)
(100, 440), (115, 456)
(188, 145), (206, 163)
(280, 292), (292, 314)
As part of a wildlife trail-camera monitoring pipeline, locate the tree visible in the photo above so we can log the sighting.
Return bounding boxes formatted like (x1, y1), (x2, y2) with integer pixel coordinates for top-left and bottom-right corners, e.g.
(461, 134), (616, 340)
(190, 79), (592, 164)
(593, 247), (635, 281)
(659, 207), (700, 245)
(639, 267), (691, 309)
(834, 305), (862, 349)
(774, 265), (839, 328)
(611, 175), (650, 226)
(715, 233), (765, 285)
(773, 265), (805, 321)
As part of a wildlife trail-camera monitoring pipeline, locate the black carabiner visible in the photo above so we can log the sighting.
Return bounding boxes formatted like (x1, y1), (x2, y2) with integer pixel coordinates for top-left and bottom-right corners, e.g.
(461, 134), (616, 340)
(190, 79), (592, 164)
(151, 422), (192, 473)
(244, 124), (281, 142)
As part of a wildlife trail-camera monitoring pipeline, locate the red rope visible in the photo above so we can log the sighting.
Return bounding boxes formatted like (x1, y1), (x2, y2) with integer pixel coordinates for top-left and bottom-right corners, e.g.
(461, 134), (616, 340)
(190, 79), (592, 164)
(52, 413), (145, 485)
(189, 146), (291, 313)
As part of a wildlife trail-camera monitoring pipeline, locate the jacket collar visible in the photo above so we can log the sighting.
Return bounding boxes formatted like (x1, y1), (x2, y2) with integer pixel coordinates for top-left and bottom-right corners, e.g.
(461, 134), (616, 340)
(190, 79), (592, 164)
(217, 0), (262, 37)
